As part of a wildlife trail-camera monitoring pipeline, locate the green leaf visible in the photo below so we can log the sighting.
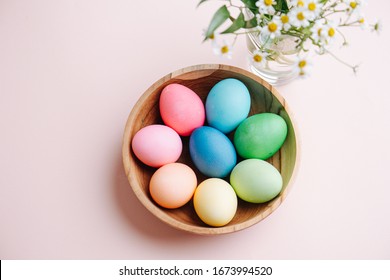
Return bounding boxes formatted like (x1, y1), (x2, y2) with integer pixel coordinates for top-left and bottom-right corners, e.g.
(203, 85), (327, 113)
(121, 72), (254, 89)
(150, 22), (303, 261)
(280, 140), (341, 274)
(240, 0), (257, 9)
(204, 5), (230, 39)
(221, 12), (245, 34)
(244, 17), (258, 29)
(275, 0), (289, 13)
(197, 0), (208, 7)
(240, 0), (258, 13)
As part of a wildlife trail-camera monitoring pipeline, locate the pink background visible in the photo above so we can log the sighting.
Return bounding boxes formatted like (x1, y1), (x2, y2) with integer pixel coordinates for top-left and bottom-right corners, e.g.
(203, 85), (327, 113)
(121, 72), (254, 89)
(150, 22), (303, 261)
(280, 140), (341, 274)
(1, 0), (389, 259)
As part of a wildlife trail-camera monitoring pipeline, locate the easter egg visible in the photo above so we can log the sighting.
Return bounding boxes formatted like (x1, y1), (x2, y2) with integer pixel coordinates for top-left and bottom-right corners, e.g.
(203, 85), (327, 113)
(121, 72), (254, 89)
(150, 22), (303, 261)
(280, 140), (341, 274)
(230, 159), (283, 203)
(205, 78), (251, 134)
(149, 163), (197, 209)
(160, 83), (205, 136)
(234, 113), (288, 160)
(193, 178), (237, 227)
(189, 126), (237, 178)
(131, 124), (182, 168)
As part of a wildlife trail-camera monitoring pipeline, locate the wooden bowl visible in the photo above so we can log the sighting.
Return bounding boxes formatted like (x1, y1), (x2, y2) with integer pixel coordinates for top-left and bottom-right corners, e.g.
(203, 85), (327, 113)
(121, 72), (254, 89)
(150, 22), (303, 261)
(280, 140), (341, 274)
(122, 64), (299, 235)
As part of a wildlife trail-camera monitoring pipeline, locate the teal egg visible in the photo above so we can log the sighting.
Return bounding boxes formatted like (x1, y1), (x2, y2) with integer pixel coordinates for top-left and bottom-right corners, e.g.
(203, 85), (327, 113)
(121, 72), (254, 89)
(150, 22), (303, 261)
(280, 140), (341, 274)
(230, 159), (283, 203)
(205, 78), (251, 134)
(234, 113), (287, 160)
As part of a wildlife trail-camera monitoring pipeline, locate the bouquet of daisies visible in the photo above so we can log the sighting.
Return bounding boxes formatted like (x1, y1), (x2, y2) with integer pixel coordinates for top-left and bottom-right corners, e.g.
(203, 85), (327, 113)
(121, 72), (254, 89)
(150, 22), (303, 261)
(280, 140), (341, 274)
(200, 0), (381, 77)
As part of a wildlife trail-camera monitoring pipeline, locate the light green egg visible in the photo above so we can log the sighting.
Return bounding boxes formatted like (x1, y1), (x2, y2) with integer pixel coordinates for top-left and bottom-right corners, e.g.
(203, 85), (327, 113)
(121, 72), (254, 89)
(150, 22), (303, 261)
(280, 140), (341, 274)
(230, 159), (283, 203)
(234, 113), (287, 160)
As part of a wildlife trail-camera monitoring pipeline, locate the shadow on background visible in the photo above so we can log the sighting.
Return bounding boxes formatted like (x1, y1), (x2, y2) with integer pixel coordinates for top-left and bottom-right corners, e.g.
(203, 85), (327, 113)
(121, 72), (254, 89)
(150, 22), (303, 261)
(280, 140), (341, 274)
(112, 134), (264, 259)
(112, 146), (219, 244)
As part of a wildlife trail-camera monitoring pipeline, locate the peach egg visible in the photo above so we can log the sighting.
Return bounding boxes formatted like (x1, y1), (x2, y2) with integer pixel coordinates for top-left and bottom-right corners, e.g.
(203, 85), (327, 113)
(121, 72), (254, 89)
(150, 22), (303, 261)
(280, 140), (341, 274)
(149, 163), (197, 209)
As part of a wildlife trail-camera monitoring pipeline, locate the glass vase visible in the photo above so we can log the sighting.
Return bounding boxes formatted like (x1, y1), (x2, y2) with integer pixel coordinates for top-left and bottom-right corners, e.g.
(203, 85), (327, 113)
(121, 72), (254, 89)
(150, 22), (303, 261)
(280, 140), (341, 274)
(246, 32), (300, 86)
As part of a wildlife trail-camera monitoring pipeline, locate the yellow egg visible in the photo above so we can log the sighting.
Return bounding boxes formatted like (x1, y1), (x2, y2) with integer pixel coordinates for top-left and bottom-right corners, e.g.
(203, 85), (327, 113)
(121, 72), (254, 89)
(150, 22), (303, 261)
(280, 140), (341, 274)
(149, 163), (197, 209)
(193, 178), (237, 227)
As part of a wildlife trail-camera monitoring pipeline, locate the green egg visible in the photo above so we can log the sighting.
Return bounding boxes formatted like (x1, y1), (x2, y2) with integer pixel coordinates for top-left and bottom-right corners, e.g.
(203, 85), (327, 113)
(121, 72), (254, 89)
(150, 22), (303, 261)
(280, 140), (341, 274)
(230, 159), (283, 203)
(234, 113), (287, 160)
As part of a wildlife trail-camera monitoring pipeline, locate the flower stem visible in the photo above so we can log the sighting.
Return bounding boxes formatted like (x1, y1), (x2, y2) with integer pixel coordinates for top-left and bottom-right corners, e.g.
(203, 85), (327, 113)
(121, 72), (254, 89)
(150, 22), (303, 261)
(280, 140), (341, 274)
(323, 48), (359, 74)
(336, 29), (348, 46)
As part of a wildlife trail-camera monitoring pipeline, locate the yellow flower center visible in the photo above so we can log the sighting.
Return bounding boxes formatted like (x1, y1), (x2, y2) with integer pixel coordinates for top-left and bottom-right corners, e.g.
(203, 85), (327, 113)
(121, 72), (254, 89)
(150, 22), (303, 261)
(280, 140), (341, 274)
(281, 15), (289, 24)
(328, 27), (335, 37)
(221, 46), (229, 54)
(308, 2), (316, 11)
(268, 22), (278, 32)
(359, 18), (365, 24)
(317, 28), (322, 36)
(297, 0), (305, 7)
(209, 33), (215, 40)
(350, 2), (357, 9)
(297, 12), (305, 21)
(265, 0), (273, 6)
(253, 54), (263, 63)
(298, 60), (307, 68)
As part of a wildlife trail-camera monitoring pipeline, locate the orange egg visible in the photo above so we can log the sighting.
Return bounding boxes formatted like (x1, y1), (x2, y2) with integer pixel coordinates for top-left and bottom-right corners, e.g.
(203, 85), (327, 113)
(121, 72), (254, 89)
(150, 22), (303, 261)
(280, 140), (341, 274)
(149, 163), (197, 209)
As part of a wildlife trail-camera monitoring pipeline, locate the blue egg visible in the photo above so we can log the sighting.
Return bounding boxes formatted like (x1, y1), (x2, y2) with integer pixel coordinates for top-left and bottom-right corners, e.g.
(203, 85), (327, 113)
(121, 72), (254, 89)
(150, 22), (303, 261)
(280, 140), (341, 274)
(206, 78), (251, 134)
(189, 126), (237, 178)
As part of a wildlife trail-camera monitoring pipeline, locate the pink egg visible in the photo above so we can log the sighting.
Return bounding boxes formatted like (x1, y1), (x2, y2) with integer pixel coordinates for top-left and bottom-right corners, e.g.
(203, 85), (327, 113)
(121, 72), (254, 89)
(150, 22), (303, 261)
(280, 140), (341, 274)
(159, 83), (205, 136)
(149, 163), (197, 209)
(131, 124), (182, 168)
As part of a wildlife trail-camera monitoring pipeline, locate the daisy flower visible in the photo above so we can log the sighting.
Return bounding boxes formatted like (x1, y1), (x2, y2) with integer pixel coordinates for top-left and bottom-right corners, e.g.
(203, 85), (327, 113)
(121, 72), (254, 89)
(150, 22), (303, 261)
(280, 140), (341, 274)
(356, 16), (367, 30)
(208, 32), (218, 42)
(305, 0), (323, 20)
(371, 20), (383, 34)
(291, 0), (306, 8)
(310, 21), (326, 45)
(294, 55), (312, 77)
(250, 50), (268, 68)
(261, 16), (282, 39)
(343, 0), (365, 16)
(280, 14), (292, 31)
(322, 22), (338, 43)
(256, 0), (276, 15)
(289, 8), (310, 28)
(203, 29), (219, 44)
(213, 40), (233, 59)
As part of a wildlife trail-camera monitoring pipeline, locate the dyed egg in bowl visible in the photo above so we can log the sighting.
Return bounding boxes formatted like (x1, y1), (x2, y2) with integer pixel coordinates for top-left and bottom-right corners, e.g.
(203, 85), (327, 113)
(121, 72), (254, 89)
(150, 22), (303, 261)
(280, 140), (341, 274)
(122, 64), (299, 235)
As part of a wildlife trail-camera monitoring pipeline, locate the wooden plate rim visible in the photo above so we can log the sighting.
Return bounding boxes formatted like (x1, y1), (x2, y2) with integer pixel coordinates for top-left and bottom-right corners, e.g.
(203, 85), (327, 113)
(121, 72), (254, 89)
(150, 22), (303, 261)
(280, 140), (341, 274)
(122, 64), (300, 235)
